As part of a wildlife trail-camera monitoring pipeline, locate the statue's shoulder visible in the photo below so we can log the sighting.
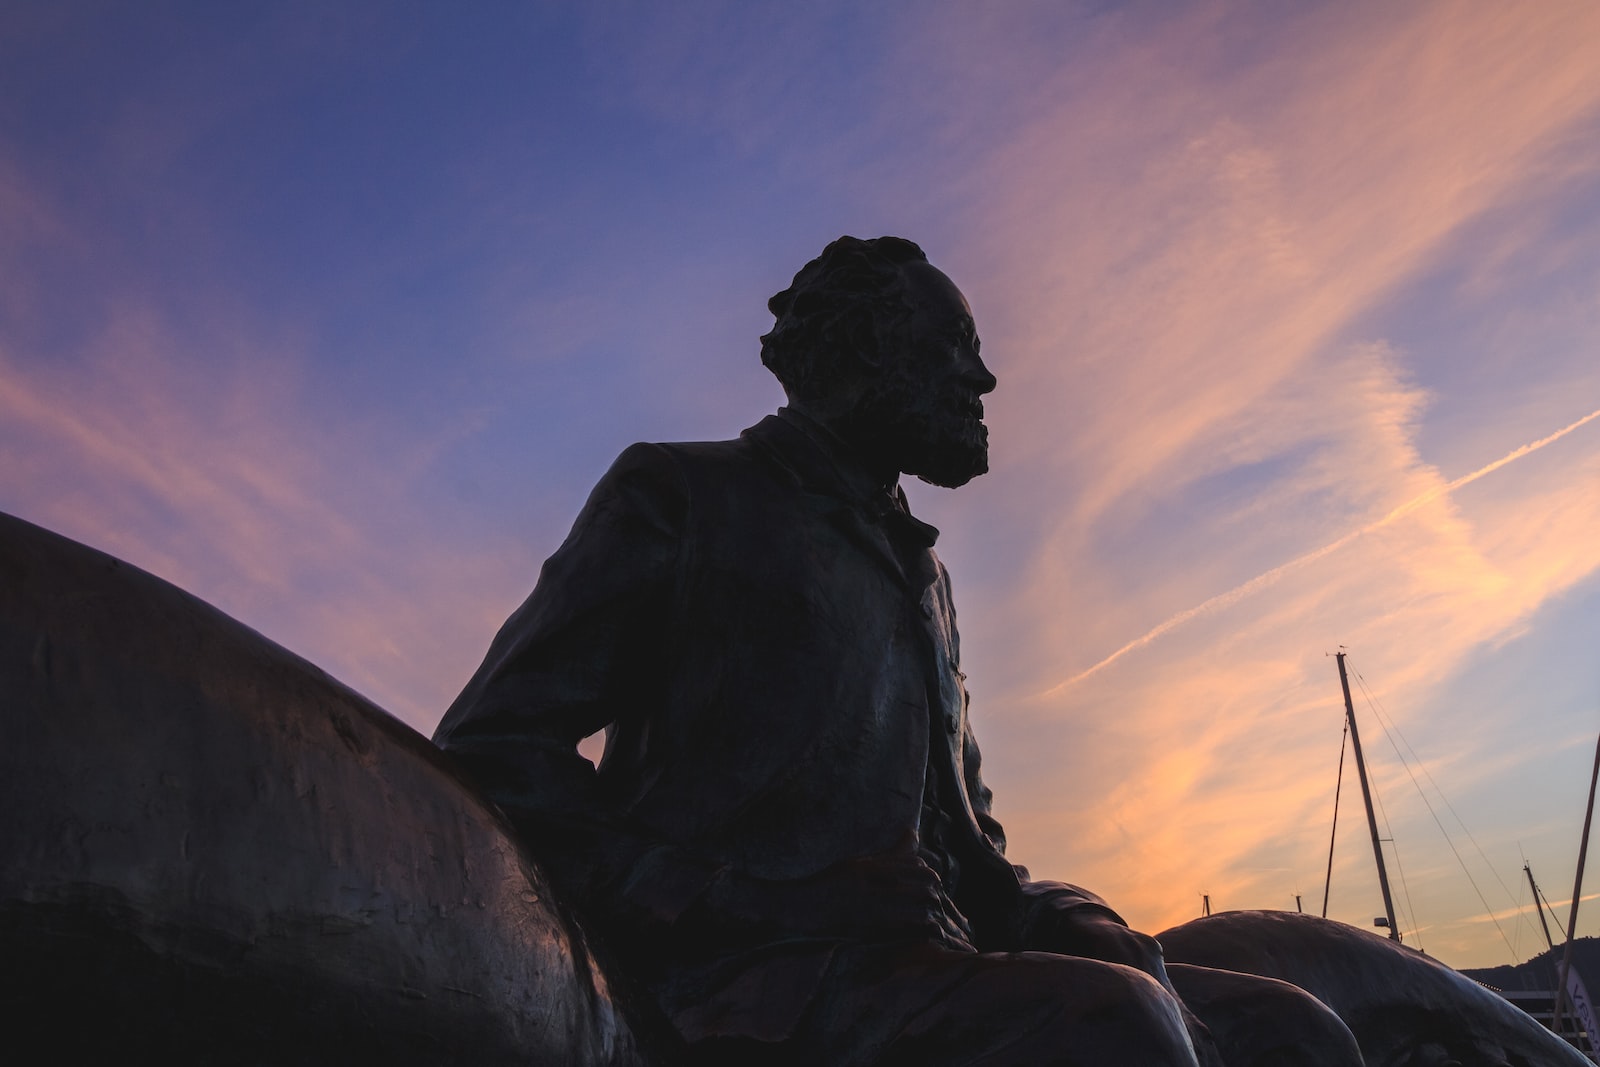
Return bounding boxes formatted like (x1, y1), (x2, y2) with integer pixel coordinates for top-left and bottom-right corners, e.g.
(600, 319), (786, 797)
(608, 436), (758, 478)
(619, 419), (785, 485)
(602, 416), (814, 512)
(643, 436), (754, 466)
(587, 437), (774, 526)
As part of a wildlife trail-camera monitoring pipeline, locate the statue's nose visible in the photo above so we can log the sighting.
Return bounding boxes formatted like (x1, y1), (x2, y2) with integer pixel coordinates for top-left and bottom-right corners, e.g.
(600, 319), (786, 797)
(965, 354), (997, 395)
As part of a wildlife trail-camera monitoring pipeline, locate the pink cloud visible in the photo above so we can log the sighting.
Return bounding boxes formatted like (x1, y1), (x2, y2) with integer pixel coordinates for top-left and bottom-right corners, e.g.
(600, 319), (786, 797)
(0, 306), (534, 734)
(902, 1), (1600, 964)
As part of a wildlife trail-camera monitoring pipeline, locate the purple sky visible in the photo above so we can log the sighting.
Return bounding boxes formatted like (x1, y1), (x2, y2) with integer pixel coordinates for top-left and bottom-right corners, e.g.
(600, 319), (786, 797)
(4, 1), (1600, 966)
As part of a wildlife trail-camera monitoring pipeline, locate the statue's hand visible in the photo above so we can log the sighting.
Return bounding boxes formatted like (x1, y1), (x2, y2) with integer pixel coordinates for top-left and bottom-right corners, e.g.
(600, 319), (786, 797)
(701, 853), (946, 941)
(794, 853), (948, 938)
(1024, 902), (1173, 992)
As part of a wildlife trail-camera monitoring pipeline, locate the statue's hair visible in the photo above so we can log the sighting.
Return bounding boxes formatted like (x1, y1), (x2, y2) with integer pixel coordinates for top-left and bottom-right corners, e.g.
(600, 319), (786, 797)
(760, 236), (929, 404)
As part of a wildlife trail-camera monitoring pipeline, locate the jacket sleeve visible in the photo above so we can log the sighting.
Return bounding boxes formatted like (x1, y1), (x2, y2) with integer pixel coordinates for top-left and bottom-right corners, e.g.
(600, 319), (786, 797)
(433, 442), (725, 928)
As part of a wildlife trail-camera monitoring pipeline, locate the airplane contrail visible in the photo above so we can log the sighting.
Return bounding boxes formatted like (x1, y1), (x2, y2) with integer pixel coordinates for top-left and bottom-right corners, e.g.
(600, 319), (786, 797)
(1037, 404), (1600, 697)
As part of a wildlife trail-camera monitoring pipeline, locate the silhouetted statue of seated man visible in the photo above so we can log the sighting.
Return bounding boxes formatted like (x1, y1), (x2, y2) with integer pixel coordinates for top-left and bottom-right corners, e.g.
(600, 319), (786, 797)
(431, 237), (1370, 1065)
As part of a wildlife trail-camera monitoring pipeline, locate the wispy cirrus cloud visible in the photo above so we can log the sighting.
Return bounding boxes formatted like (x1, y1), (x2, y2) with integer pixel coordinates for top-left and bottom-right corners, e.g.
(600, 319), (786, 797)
(1050, 404), (1600, 692)
(0, 305), (526, 732)
(901, 1), (1600, 964)
(3, 0), (1598, 972)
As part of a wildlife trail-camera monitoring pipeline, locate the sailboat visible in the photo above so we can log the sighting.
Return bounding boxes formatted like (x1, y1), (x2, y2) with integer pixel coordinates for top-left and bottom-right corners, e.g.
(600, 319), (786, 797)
(1326, 652), (1600, 1058)
(1324, 651), (1403, 940)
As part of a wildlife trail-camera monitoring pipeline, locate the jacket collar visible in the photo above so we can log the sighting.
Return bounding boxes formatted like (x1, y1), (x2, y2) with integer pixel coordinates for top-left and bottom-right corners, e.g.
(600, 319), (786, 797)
(743, 409), (940, 550)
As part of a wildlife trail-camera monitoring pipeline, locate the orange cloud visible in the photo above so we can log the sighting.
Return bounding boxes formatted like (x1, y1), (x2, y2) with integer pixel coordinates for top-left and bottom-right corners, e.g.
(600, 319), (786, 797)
(4, 0), (1597, 975)
(908, 0), (1600, 966)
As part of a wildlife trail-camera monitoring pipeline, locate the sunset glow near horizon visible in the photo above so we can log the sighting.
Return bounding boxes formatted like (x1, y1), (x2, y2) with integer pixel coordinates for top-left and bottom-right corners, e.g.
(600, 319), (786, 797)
(4, 2), (1599, 968)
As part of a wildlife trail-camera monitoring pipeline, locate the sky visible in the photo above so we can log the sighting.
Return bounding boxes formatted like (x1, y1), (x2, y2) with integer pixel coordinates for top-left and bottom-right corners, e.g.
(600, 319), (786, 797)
(3, 1), (1598, 969)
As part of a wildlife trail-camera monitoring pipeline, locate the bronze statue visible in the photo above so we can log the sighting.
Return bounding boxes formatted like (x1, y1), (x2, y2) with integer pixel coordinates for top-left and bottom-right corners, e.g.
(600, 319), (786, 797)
(0, 238), (1574, 1062)
(433, 237), (1381, 1064)
(0, 236), (1582, 1063)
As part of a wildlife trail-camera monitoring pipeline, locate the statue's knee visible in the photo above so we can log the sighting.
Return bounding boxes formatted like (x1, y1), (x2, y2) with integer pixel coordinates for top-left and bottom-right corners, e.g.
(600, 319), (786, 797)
(1248, 995), (1360, 1067)
(871, 959), (1199, 1067)
(1170, 964), (1361, 1067)
(963, 956), (1196, 1066)
(1085, 967), (1200, 1066)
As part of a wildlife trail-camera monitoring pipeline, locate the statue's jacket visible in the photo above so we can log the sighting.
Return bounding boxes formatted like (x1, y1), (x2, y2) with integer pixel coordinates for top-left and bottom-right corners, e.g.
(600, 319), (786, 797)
(434, 410), (1114, 1031)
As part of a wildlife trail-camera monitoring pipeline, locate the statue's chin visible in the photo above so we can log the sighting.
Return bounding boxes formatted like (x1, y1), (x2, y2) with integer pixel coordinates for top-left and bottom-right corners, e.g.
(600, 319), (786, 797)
(913, 459), (986, 489)
(846, 386), (990, 489)
(906, 424), (989, 489)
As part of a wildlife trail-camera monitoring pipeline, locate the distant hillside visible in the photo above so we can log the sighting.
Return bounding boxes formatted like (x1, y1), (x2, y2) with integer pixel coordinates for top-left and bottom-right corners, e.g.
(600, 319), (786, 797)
(1462, 936), (1600, 992)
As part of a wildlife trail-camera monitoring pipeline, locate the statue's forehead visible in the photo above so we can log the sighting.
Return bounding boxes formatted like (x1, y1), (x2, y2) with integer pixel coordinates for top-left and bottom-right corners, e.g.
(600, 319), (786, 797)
(901, 261), (975, 324)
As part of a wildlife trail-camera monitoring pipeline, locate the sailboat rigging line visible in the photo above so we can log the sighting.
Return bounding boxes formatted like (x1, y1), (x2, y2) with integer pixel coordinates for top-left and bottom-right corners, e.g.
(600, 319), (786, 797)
(1537, 884), (1565, 946)
(1516, 876), (1529, 959)
(1352, 668), (1530, 916)
(1323, 720), (1349, 919)
(1512, 874), (1526, 962)
(1369, 766), (1425, 952)
(1350, 668), (1521, 959)
(1522, 864), (1554, 954)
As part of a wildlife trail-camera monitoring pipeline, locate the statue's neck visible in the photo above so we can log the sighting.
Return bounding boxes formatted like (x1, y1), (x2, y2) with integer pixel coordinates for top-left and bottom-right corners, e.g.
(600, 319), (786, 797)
(779, 404), (902, 496)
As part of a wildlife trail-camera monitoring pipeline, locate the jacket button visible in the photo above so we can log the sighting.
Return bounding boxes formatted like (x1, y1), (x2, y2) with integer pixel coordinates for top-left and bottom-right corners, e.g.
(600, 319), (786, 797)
(946, 717), (959, 735)
(920, 602), (934, 619)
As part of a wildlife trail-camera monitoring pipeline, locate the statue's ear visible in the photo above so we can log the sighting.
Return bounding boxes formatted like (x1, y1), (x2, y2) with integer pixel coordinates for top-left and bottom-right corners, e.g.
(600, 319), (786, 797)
(834, 317), (884, 373)
(791, 342), (873, 423)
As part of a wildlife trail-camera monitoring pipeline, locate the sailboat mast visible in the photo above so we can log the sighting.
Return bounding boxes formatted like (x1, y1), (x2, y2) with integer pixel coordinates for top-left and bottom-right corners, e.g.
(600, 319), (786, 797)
(1525, 863), (1556, 952)
(1337, 652), (1402, 942)
(1553, 730), (1600, 1034)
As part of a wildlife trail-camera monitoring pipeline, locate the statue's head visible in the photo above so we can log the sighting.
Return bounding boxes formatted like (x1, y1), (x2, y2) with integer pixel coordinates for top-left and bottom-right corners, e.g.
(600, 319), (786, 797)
(761, 236), (996, 488)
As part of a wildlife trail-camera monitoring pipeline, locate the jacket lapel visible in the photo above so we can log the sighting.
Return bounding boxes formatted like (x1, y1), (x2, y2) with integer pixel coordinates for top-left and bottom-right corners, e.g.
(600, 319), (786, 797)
(817, 496), (909, 587)
(744, 412), (941, 591)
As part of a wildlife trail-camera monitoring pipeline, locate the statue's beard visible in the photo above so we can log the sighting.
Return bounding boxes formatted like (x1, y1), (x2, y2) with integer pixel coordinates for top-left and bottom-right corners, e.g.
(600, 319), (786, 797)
(908, 413), (989, 488)
(850, 378), (990, 489)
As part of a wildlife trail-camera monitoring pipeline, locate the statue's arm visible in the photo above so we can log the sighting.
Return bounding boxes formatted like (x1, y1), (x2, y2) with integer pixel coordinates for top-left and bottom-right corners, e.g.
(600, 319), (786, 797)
(438, 444), (951, 944)
(433, 442), (720, 925)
